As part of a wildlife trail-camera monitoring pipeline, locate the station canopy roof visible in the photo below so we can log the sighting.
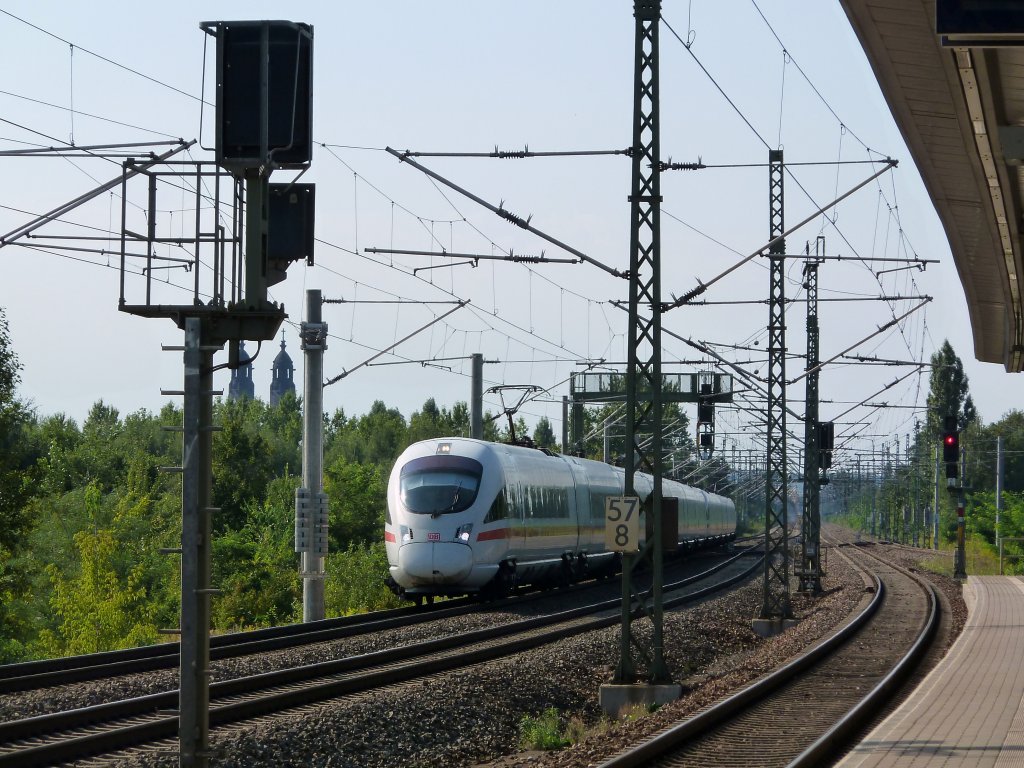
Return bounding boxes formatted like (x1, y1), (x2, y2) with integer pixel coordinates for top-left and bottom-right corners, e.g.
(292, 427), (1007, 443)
(840, 0), (1024, 371)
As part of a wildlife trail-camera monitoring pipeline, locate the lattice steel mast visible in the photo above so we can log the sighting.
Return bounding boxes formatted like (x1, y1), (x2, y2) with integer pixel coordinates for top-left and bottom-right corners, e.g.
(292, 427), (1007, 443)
(799, 238), (823, 593)
(616, 0), (668, 684)
(760, 149), (792, 622)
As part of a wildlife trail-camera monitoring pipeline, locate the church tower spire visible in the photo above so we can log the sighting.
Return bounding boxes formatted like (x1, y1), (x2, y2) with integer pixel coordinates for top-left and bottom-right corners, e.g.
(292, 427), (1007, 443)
(227, 341), (255, 401)
(270, 333), (296, 406)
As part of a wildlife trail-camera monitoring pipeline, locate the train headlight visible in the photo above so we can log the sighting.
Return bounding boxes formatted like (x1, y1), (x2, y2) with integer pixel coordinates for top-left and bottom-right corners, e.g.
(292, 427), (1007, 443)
(455, 524), (473, 542)
(401, 526), (412, 543)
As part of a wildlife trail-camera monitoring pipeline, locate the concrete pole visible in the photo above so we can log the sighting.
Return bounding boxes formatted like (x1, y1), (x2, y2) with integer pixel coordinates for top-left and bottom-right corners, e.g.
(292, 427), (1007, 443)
(301, 290), (327, 622)
(571, 397), (584, 457)
(954, 444), (966, 579)
(471, 353), (483, 439)
(561, 396), (568, 454)
(954, 493), (967, 578)
(997, 434), (1004, 555)
(870, 451), (876, 538)
(933, 444), (940, 551)
(882, 444), (889, 539)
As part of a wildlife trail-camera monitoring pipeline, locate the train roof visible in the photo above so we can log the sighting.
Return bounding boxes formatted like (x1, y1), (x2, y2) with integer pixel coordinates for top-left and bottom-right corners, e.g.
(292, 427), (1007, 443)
(394, 438), (734, 506)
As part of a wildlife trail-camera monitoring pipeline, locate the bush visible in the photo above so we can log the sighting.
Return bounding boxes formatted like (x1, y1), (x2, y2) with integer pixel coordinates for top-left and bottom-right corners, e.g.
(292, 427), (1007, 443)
(519, 708), (570, 750)
(324, 542), (402, 616)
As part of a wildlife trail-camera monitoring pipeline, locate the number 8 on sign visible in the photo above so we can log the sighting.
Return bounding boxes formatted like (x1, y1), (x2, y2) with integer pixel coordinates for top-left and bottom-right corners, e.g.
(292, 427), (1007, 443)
(604, 497), (640, 552)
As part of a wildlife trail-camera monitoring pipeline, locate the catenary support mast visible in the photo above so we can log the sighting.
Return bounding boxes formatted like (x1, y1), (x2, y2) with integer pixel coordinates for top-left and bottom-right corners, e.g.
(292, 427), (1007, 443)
(471, 353), (484, 439)
(607, 0), (673, 699)
(178, 317), (220, 767)
(799, 241), (822, 593)
(758, 149), (793, 629)
(300, 290), (328, 622)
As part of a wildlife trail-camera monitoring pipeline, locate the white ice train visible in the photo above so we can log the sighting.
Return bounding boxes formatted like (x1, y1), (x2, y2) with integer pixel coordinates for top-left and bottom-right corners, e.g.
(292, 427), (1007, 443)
(385, 438), (737, 602)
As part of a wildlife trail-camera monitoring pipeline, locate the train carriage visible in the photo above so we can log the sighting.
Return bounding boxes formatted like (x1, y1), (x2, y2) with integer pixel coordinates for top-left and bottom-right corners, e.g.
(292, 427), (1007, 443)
(385, 438), (737, 601)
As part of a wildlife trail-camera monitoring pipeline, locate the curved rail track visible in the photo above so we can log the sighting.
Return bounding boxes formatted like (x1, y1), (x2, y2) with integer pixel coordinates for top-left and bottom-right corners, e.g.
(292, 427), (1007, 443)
(0, 536), (764, 698)
(0, 546), (763, 766)
(597, 538), (940, 768)
(0, 600), (478, 695)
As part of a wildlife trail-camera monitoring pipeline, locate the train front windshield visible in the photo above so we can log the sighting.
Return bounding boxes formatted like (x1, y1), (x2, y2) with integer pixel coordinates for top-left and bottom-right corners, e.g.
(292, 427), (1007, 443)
(400, 455), (483, 515)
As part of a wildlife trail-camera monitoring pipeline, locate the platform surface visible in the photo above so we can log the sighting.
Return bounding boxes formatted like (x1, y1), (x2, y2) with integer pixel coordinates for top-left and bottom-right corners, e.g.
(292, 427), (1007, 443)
(837, 575), (1024, 767)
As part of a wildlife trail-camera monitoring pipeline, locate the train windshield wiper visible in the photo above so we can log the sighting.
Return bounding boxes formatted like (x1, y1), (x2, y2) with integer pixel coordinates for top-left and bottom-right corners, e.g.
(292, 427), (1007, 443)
(432, 483), (463, 518)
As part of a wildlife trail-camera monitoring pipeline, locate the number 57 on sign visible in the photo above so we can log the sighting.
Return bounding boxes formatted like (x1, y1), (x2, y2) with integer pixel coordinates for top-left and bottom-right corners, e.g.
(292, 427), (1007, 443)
(604, 497), (641, 552)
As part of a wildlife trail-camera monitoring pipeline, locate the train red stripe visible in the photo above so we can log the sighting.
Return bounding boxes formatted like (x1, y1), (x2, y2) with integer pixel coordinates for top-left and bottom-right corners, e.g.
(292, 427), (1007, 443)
(476, 528), (511, 541)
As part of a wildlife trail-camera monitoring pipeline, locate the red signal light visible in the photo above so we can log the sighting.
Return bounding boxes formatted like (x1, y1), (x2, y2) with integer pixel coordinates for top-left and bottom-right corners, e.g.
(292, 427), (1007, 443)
(943, 428), (960, 472)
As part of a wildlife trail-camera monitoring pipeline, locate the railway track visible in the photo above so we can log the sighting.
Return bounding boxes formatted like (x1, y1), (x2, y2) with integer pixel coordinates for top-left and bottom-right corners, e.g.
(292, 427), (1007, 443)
(0, 546), (762, 766)
(0, 599), (478, 695)
(596, 538), (939, 768)
(0, 536), (764, 700)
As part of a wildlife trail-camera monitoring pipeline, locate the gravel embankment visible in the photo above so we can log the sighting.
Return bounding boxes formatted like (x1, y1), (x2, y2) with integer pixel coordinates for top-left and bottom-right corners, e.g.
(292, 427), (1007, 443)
(0, 553), (721, 723)
(107, 548), (876, 768)
(514, 535), (969, 768)
(0, 609), (529, 723)
(6, 533), (965, 768)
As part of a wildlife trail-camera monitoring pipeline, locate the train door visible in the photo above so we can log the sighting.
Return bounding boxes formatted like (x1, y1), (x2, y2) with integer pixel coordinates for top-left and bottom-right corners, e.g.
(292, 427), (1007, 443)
(499, 450), (528, 557)
(569, 459), (592, 552)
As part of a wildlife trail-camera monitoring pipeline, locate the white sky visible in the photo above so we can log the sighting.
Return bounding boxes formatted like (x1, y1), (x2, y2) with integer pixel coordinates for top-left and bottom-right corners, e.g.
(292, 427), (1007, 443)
(0, 1), (1011, 466)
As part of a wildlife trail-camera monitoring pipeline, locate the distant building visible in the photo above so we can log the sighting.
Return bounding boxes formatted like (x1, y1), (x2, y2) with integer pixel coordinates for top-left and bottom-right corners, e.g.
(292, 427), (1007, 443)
(270, 335), (296, 406)
(227, 341), (254, 401)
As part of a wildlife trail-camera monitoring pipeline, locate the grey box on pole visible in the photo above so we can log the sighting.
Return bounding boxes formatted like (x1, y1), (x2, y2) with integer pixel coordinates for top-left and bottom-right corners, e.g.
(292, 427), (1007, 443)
(295, 489), (328, 555)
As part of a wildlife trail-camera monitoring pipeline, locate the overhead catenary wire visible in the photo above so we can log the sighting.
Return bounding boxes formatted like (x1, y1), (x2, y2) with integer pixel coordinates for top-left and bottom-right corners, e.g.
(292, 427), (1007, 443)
(399, 146), (632, 159)
(385, 147), (626, 278)
(324, 301), (469, 386)
(664, 160), (898, 308)
(665, 11), (929, 365)
(0, 9), (209, 106)
(0, 8), (939, 451)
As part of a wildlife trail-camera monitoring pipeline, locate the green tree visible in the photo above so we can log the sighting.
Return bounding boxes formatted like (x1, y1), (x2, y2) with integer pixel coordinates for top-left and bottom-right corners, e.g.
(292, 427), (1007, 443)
(213, 399), (276, 532)
(407, 397), (450, 443)
(323, 456), (387, 549)
(956, 410), (1024, 495)
(33, 484), (158, 656)
(32, 413), (83, 495)
(0, 307), (36, 661)
(926, 339), (977, 436)
(324, 542), (402, 616)
(264, 390), (302, 476)
(78, 401), (125, 492)
(532, 417), (557, 450)
(912, 340), (978, 543)
(325, 400), (407, 466)
(407, 398), (472, 443)
(580, 400), (693, 466)
(211, 479), (300, 630)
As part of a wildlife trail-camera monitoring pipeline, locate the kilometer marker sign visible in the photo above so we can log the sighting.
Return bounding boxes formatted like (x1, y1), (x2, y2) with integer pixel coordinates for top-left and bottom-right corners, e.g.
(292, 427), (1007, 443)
(604, 496), (640, 552)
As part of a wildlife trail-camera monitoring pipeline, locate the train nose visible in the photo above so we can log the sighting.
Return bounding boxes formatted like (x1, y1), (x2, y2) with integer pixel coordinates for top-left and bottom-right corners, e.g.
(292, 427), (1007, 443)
(398, 542), (473, 585)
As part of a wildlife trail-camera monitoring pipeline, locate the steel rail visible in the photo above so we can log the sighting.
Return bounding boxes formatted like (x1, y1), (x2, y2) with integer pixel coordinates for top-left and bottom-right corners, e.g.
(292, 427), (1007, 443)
(786, 543), (941, 767)
(0, 599), (479, 694)
(596, 539), (939, 768)
(0, 537), (764, 694)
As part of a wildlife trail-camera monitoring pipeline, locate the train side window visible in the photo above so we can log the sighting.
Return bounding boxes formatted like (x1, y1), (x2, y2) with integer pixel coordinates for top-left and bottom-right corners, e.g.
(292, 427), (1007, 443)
(484, 490), (508, 522)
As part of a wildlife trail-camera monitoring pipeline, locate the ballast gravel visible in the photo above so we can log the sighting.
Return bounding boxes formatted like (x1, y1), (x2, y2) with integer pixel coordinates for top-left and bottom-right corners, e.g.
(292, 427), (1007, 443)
(15, 530), (966, 768)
